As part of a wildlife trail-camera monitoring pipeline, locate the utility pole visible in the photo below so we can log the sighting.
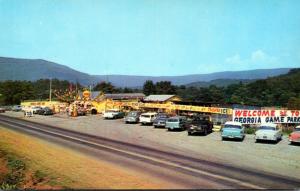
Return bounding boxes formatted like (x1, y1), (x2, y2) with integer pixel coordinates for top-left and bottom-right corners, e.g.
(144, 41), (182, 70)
(49, 78), (52, 102)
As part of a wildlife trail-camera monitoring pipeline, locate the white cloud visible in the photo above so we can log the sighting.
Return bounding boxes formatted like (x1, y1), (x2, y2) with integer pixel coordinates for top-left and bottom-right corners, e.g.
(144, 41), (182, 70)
(225, 54), (242, 65)
(225, 50), (278, 66)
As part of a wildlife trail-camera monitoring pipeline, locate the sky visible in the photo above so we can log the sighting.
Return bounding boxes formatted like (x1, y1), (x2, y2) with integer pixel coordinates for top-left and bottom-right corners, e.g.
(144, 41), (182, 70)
(0, 0), (300, 76)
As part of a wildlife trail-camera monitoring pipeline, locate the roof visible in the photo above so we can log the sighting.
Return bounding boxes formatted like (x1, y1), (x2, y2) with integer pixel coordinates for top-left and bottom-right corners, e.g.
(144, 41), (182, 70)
(104, 93), (145, 100)
(225, 121), (242, 126)
(78, 92), (145, 100)
(141, 112), (157, 115)
(144, 95), (176, 102)
(260, 123), (277, 127)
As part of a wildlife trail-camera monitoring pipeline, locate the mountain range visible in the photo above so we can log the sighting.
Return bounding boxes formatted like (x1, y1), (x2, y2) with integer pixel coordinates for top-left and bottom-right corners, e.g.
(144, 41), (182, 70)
(0, 57), (293, 87)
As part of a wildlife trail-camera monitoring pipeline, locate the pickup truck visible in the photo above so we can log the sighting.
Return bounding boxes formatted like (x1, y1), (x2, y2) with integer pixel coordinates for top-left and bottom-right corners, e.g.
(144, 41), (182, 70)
(187, 115), (213, 135)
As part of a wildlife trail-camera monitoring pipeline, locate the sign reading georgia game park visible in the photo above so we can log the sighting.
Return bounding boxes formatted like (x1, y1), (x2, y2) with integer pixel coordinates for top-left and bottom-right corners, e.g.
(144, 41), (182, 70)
(233, 109), (300, 124)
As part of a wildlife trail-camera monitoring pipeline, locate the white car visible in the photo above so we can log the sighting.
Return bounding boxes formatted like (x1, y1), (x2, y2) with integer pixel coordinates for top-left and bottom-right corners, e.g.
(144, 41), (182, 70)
(255, 123), (282, 142)
(103, 109), (125, 119)
(139, 112), (157, 125)
(31, 106), (43, 114)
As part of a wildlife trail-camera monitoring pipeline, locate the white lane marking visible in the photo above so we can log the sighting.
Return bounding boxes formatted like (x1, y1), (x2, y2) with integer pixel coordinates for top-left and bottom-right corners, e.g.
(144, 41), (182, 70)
(0, 119), (264, 189)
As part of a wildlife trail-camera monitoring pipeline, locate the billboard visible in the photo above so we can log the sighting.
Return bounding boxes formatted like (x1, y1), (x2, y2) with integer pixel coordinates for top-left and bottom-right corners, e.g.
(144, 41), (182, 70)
(233, 109), (300, 124)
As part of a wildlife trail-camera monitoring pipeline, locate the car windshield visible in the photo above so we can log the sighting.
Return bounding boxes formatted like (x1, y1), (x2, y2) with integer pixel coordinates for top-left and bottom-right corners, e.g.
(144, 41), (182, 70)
(141, 115), (150, 118)
(259, 126), (276, 130)
(128, 112), (137, 117)
(293, 128), (300, 132)
(168, 118), (179, 122)
(157, 114), (167, 118)
(224, 125), (242, 129)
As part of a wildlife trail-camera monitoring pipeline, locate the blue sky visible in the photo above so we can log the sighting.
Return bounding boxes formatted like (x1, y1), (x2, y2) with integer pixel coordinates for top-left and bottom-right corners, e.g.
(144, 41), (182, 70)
(0, 0), (299, 76)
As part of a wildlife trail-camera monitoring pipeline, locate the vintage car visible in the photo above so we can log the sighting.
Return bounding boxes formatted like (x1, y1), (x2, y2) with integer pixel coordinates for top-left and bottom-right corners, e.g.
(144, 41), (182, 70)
(221, 121), (245, 141)
(187, 115), (213, 135)
(255, 123), (282, 142)
(31, 106), (43, 114)
(12, 105), (23, 112)
(289, 125), (300, 144)
(124, 111), (141, 123)
(166, 116), (188, 131)
(0, 107), (6, 113)
(103, 109), (125, 119)
(153, 113), (169, 128)
(139, 112), (157, 125)
(43, 107), (54, 115)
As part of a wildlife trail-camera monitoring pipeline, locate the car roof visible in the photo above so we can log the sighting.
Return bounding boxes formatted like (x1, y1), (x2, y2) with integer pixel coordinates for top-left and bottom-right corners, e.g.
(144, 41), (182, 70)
(260, 123), (277, 128)
(225, 121), (242, 126)
(295, 125), (300, 129)
(141, 112), (157, 115)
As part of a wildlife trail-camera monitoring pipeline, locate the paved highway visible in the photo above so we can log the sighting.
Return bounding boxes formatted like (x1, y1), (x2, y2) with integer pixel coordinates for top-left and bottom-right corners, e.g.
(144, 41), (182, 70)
(0, 115), (300, 189)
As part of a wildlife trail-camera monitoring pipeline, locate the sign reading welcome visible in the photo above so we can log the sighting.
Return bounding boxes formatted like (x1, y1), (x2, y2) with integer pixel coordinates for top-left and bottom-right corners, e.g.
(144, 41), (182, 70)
(233, 109), (300, 124)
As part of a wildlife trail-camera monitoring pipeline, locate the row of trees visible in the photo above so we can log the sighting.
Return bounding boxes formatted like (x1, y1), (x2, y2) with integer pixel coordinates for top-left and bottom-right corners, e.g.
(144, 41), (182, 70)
(0, 79), (78, 105)
(0, 69), (299, 108)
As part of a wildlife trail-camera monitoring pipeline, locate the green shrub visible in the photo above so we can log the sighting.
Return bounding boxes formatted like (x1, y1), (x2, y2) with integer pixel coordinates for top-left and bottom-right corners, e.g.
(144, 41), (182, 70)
(0, 182), (17, 190)
(245, 127), (256, 134)
(33, 170), (47, 184)
(2, 158), (26, 187)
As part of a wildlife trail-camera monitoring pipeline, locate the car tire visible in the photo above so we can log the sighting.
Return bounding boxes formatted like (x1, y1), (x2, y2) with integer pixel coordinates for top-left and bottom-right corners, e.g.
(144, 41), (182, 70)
(168, 128), (171, 131)
(204, 129), (207, 136)
(188, 132), (192, 136)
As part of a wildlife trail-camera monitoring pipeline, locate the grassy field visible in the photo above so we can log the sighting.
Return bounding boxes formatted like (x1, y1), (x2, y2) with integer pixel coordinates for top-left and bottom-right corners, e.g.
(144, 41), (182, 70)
(0, 126), (162, 189)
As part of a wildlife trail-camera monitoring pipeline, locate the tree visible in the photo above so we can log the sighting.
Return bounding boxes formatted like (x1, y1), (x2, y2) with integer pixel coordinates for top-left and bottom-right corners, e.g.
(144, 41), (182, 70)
(143, 80), (156, 95)
(93, 81), (116, 93)
(287, 97), (300, 109)
(155, 81), (176, 94)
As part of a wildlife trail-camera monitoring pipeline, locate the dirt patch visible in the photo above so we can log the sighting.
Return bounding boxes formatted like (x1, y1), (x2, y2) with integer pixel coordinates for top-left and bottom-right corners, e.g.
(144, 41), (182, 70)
(0, 126), (163, 189)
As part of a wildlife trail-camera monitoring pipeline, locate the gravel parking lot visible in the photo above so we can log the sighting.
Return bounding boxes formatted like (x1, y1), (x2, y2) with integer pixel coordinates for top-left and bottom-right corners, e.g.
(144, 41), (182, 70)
(1, 111), (300, 180)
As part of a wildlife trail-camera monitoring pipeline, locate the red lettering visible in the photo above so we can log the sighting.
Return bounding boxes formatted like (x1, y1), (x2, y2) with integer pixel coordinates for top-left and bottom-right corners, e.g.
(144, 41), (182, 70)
(243, 110), (248, 117)
(262, 110), (269, 117)
(235, 110), (243, 117)
(271, 110), (275, 117)
(247, 110), (252, 117)
(253, 111), (257, 116)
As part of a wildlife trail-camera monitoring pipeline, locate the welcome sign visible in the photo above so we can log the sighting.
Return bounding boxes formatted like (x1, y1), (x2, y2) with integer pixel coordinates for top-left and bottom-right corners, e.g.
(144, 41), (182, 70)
(233, 109), (300, 124)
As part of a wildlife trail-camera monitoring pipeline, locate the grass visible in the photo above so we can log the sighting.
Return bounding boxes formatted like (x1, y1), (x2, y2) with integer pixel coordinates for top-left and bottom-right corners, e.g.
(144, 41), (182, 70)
(0, 126), (163, 189)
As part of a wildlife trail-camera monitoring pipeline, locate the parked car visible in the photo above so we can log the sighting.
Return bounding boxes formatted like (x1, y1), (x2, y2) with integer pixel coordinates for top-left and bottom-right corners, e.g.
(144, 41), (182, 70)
(221, 121), (245, 141)
(255, 123), (282, 142)
(166, 116), (188, 131)
(31, 106), (43, 114)
(139, 112), (157, 125)
(35, 107), (53, 115)
(37, 107), (46, 115)
(12, 105), (22, 112)
(43, 107), (54, 115)
(124, 111), (141, 123)
(289, 126), (300, 144)
(0, 107), (5, 113)
(153, 113), (169, 128)
(187, 115), (213, 135)
(103, 109), (125, 119)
